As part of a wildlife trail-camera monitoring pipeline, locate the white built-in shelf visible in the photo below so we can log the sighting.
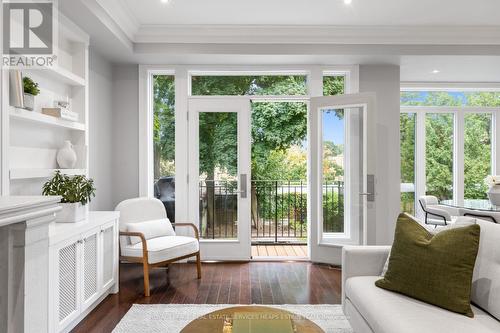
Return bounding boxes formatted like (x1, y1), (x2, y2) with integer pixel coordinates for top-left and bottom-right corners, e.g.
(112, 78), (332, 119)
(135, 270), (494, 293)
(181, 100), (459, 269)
(10, 168), (87, 180)
(39, 66), (86, 87)
(9, 107), (86, 131)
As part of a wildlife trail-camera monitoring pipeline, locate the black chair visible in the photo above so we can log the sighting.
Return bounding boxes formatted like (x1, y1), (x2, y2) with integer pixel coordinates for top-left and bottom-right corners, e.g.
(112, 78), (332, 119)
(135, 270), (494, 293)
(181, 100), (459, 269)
(154, 176), (175, 222)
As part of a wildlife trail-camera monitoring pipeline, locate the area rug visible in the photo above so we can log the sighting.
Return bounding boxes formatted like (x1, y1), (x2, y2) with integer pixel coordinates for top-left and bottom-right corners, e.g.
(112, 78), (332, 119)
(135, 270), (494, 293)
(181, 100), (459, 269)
(113, 304), (353, 333)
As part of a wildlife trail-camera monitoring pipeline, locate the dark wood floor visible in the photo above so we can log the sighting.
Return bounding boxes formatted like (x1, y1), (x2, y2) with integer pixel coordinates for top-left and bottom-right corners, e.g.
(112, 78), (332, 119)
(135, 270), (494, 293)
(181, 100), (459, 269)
(72, 261), (342, 333)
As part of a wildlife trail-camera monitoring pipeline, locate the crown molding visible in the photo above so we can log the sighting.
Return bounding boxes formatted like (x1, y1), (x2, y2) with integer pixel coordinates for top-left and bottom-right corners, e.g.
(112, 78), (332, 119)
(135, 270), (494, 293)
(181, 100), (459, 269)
(133, 24), (500, 45)
(95, 0), (140, 40)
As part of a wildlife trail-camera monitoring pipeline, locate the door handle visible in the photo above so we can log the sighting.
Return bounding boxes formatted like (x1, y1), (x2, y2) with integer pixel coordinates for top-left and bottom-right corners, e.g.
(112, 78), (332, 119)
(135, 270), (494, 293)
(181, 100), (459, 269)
(359, 192), (372, 196)
(239, 174), (247, 198)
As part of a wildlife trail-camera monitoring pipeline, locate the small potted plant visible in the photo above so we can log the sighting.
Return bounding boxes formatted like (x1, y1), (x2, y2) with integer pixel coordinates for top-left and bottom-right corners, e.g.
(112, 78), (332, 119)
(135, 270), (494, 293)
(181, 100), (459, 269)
(22, 76), (40, 111)
(42, 171), (96, 223)
(485, 175), (500, 206)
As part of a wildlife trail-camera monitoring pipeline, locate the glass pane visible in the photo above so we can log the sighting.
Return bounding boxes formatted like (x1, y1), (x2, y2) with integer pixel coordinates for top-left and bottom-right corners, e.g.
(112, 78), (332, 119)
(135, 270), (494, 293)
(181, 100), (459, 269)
(322, 108), (345, 233)
(464, 113), (492, 199)
(401, 91), (500, 107)
(425, 113), (454, 201)
(250, 102), (308, 244)
(323, 75), (345, 96)
(191, 75), (307, 96)
(152, 75), (175, 222)
(400, 113), (416, 215)
(199, 112), (238, 239)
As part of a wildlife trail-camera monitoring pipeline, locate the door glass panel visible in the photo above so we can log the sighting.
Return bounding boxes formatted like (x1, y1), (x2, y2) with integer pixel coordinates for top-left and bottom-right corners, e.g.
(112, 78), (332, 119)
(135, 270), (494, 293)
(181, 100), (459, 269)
(321, 106), (364, 241)
(198, 112), (238, 239)
(464, 113), (492, 200)
(152, 75), (175, 221)
(322, 108), (345, 233)
(400, 113), (416, 215)
(425, 113), (454, 201)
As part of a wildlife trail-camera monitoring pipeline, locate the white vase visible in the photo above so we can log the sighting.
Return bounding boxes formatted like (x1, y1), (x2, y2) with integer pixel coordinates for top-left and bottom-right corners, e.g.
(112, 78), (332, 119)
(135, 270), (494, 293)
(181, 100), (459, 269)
(487, 185), (500, 206)
(57, 140), (77, 168)
(56, 203), (88, 223)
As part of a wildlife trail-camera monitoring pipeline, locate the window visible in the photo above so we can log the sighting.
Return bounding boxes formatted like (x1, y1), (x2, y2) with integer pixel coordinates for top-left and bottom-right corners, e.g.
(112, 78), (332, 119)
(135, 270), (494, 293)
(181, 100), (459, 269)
(323, 75), (345, 96)
(191, 75), (307, 96)
(425, 113), (454, 201)
(400, 113), (416, 215)
(400, 90), (498, 214)
(152, 75), (175, 220)
(464, 113), (492, 199)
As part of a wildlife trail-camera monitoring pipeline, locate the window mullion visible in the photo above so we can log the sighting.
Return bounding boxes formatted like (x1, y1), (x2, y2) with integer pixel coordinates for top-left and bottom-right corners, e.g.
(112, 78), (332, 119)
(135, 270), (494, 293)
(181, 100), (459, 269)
(415, 111), (426, 218)
(455, 110), (465, 205)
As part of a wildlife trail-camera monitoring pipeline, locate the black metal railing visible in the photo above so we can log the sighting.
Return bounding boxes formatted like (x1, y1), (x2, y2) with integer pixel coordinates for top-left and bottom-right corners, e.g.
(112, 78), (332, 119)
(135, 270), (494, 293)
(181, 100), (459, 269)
(198, 180), (344, 244)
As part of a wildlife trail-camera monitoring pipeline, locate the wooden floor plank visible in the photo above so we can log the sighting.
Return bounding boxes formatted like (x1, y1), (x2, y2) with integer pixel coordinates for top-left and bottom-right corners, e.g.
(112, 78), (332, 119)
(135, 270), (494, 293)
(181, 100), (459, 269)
(71, 262), (341, 333)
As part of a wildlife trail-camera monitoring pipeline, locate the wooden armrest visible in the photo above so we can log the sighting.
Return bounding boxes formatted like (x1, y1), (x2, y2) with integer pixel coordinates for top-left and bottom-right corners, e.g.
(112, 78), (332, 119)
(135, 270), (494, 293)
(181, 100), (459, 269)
(171, 222), (199, 240)
(119, 231), (148, 256)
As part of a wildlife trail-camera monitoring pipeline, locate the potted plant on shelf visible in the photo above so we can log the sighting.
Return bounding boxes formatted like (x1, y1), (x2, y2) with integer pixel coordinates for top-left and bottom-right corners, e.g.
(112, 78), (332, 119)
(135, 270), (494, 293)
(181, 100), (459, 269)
(42, 171), (96, 223)
(485, 175), (500, 206)
(22, 76), (40, 111)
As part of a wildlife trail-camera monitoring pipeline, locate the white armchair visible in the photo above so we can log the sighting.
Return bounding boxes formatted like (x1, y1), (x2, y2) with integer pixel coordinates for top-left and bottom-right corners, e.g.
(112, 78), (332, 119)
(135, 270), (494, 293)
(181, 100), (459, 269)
(115, 197), (201, 297)
(418, 195), (457, 227)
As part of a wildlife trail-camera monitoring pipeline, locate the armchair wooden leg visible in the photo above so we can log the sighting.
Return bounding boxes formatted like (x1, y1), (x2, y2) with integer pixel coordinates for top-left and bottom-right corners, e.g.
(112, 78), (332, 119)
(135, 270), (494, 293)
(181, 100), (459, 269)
(196, 252), (202, 279)
(143, 260), (150, 297)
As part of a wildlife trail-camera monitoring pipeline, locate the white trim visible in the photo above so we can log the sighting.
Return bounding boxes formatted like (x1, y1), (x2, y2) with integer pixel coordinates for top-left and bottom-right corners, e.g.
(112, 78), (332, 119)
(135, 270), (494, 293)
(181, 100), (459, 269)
(134, 25), (500, 45)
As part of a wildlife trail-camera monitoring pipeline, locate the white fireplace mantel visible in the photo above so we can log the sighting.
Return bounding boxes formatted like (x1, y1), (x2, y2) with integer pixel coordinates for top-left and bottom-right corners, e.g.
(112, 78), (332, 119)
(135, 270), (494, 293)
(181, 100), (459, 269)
(0, 196), (61, 333)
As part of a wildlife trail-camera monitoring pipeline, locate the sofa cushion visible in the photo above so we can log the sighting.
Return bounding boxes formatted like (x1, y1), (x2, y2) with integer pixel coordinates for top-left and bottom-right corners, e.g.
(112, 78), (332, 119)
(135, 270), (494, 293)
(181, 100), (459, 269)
(375, 213), (480, 317)
(346, 276), (500, 333)
(121, 236), (198, 264)
(472, 219), (500, 320)
(127, 219), (176, 245)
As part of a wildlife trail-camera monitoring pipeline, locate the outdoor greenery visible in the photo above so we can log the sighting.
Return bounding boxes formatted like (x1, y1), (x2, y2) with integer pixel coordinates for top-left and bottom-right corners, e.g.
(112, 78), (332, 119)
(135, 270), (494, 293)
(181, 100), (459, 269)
(400, 92), (497, 213)
(23, 76), (40, 96)
(153, 74), (346, 238)
(42, 171), (96, 205)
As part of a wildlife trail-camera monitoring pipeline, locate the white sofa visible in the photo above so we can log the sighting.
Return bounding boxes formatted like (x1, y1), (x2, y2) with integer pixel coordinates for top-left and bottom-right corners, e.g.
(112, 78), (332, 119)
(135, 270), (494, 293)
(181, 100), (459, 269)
(342, 219), (500, 333)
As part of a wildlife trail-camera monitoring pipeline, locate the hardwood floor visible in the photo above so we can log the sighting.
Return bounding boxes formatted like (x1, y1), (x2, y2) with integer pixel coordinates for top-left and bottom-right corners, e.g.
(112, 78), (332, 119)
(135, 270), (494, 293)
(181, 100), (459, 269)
(71, 261), (342, 333)
(252, 244), (308, 257)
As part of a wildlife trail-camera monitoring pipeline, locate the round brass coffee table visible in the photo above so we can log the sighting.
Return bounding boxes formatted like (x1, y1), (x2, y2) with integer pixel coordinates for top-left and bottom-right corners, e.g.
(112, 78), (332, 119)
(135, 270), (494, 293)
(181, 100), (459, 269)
(181, 306), (324, 333)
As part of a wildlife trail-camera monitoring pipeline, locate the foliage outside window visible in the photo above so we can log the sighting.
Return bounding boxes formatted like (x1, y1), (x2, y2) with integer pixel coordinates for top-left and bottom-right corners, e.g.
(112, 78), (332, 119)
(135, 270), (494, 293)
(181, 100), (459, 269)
(400, 113), (416, 215)
(153, 75), (175, 181)
(464, 114), (492, 199)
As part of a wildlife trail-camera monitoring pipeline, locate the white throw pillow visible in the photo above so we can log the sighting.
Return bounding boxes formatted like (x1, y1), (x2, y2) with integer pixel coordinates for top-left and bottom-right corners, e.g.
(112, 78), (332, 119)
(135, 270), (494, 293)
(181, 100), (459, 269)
(127, 219), (176, 245)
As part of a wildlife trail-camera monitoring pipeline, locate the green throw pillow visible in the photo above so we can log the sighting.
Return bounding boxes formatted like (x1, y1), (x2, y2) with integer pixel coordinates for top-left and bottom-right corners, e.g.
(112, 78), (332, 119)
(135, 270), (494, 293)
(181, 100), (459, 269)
(375, 213), (480, 317)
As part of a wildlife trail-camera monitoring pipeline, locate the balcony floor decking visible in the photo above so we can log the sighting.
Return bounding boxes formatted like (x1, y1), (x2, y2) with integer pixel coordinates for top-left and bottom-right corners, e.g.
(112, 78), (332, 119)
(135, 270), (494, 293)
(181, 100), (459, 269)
(252, 244), (308, 258)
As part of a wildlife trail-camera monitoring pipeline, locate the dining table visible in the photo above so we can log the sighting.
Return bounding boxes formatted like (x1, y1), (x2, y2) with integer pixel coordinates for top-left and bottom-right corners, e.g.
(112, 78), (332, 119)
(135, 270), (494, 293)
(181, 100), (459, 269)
(440, 199), (500, 223)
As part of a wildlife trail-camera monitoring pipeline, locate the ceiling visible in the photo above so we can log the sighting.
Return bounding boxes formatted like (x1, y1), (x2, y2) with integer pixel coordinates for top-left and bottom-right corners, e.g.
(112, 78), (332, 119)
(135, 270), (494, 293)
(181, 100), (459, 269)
(60, 0), (500, 83)
(121, 0), (499, 26)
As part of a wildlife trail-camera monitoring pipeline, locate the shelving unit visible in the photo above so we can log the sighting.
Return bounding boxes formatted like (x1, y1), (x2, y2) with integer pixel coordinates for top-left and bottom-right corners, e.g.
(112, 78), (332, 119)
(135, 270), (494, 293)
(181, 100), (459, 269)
(9, 107), (86, 131)
(10, 168), (87, 180)
(1, 9), (90, 196)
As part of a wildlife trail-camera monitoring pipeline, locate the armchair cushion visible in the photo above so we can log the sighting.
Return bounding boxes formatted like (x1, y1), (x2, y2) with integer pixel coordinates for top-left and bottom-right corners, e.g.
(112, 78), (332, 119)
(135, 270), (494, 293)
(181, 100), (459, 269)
(121, 236), (199, 264)
(127, 219), (176, 245)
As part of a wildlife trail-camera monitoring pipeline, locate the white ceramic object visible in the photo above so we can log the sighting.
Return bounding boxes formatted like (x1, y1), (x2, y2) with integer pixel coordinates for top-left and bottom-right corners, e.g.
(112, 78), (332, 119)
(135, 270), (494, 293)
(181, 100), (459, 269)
(56, 202), (88, 223)
(488, 185), (500, 206)
(57, 140), (77, 168)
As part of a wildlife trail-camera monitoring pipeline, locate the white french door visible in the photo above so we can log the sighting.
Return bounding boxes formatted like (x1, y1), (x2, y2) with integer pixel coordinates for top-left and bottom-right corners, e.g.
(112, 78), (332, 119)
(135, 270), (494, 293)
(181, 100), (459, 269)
(188, 97), (252, 260)
(309, 93), (376, 265)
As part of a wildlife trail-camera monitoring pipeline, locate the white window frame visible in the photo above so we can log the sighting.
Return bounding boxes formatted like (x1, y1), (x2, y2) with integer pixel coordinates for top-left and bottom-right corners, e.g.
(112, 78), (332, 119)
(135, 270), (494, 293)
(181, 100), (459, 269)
(139, 64), (359, 228)
(400, 104), (500, 216)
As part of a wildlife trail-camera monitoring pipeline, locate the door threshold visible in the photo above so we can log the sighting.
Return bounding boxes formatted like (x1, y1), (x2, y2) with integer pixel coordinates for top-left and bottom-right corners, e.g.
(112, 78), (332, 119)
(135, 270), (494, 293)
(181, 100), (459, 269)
(251, 256), (310, 262)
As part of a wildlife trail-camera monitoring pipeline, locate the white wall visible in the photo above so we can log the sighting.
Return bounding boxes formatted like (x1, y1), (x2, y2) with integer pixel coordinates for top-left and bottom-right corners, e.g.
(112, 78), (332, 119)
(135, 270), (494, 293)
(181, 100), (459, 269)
(111, 64), (139, 207)
(89, 49), (114, 210)
(359, 64), (401, 245)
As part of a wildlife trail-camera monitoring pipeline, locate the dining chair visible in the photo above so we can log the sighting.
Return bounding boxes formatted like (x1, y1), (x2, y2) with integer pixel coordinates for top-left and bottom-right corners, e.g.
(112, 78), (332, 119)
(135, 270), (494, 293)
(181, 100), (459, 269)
(115, 197), (201, 297)
(418, 195), (457, 227)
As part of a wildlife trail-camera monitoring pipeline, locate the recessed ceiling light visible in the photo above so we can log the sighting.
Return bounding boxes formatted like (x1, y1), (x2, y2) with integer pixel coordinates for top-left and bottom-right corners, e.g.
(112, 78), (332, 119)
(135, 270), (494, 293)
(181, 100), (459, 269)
(161, 0), (169, 3)
(432, 69), (440, 74)
(344, 0), (352, 4)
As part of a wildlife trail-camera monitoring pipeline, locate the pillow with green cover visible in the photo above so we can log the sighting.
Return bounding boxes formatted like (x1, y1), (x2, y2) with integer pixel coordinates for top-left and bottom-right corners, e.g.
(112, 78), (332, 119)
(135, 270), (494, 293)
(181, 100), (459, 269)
(375, 213), (480, 317)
